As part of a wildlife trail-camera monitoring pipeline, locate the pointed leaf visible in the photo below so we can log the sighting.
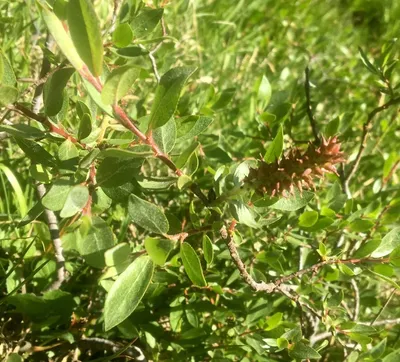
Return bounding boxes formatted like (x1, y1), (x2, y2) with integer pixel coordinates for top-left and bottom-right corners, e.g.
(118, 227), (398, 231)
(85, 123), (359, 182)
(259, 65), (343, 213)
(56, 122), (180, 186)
(148, 67), (196, 130)
(104, 256), (154, 330)
(264, 125), (283, 163)
(202, 235), (213, 265)
(257, 74), (272, 112)
(101, 65), (140, 105)
(152, 117), (176, 153)
(15, 137), (56, 167)
(67, 0), (103, 76)
(131, 8), (164, 38)
(270, 190), (314, 212)
(0, 85), (18, 106)
(372, 227), (400, 258)
(128, 194), (169, 234)
(39, 3), (85, 72)
(181, 242), (206, 287)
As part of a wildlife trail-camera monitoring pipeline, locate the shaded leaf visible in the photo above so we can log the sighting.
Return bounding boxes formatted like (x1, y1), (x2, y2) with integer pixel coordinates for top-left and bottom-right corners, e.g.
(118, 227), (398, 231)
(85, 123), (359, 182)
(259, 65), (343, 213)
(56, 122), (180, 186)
(181, 242), (207, 287)
(60, 185), (89, 218)
(131, 8), (164, 38)
(145, 237), (174, 265)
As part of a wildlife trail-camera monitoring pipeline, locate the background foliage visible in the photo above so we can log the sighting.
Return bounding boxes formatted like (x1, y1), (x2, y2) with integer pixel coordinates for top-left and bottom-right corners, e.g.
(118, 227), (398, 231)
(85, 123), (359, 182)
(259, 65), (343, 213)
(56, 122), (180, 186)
(1, 0), (400, 361)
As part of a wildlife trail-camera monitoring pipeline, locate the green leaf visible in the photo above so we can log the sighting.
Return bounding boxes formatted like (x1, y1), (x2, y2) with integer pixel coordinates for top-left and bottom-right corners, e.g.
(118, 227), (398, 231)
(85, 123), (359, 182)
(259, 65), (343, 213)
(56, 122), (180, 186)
(202, 235), (213, 265)
(15, 137), (56, 167)
(348, 332), (372, 345)
(0, 51), (17, 85)
(113, 46), (149, 58)
(131, 8), (164, 38)
(211, 87), (236, 110)
(39, 3), (85, 71)
(359, 47), (379, 75)
(0, 124), (45, 139)
(257, 74), (272, 112)
(113, 23), (133, 47)
(230, 200), (259, 229)
(99, 146), (152, 159)
(264, 125), (283, 163)
(43, 67), (75, 116)
(41, 179), (73, 211)
(0, 85), (18, 106)
(82, 78), (114, 116)
(177, 175), (192, 190)
(97, 157), (141, 187)
(77, 113), (92, 140)
(58, 139), (79, 161)
(371, 227), (400, 258)
(144, 237), (174, 265)
(266, 312), (282, 330)
(104, 243), (130, 267)
(6, 353), (23, 362)
(289, 342), (321, 360)
(148, 67), (197, 130)
(101, 65), (140, 105)
(128, 194), (169, 234)
(298, 210), (319, 227)
(104, 256), (154, 330)
(270, 190), (314, 212)
(176, 115), (214, 140)
(180, 242), (207, 287)
(175, 141), (199, 169)
(67, 0), (103, 76)
(383, 348), (400, 362)
(60, 185), (89, 218)
(349, 219), (374, 232)
(152, 117), (176, 153)
(77, 216), (115, 268)
(390, 246), (400, 267)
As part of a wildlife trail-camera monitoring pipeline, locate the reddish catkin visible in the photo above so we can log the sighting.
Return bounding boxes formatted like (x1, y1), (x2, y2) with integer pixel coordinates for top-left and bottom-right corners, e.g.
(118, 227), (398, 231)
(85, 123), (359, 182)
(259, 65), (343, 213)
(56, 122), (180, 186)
(246, 137), (345, 196)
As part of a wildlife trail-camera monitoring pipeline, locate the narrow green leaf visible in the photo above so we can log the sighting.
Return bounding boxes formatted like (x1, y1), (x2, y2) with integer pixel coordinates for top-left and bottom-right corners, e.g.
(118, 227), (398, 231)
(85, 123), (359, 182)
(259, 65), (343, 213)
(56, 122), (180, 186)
(39, 3), (85, 72)
(0, 124), (45, 139)
(371, 227), (400, 258)
(60, 185), (89, 218)
(358, 47), (379, 75)
(104, 256), (154, 330)
(82, 78), (114, 116)
(202, 235), (213, 265)
(101, 65), (140, 105)
(177, 175), (192, 190)
(145, 237), (174, 265)
(181, 242), (207, 287)
(257, 74), (272, 112)
(68, 0), (104, 76)
(0, 51), (17, 86)
(270, 190), (314, 212)
(175, 141), (199, 169)
(131, 8), (164, 38)
(15, 137), (56, 167)
(43, 67), (75, 116)
(148, 67), (197, 130)
(176, 115), (214, 140)
(264, 125), (283, 163)
(99, 146), (152, 159)
(113, 23), (133, 47)
(113, 46), (149, 58)
(128, 194), (169, 234)
(77, 113), (92, 140)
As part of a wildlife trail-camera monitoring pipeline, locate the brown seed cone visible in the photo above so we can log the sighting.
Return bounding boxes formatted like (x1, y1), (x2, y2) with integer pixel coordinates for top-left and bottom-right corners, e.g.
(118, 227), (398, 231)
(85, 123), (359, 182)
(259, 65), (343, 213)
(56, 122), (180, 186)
(245, 137), (345, 196)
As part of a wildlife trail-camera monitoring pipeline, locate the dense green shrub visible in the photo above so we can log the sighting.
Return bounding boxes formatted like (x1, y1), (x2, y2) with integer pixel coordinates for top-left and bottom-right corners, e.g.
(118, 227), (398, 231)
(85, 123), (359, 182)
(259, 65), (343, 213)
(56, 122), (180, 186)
(1, 0), (400, 361)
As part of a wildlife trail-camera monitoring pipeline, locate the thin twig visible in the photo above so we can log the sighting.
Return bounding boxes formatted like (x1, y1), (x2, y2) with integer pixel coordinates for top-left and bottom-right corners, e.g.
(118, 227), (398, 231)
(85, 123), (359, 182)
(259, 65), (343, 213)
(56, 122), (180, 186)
(304, 67), (319, 143)
(350, 279), (360, 321)
(370, 288), (396, 326)
(343, 96), (400, 191)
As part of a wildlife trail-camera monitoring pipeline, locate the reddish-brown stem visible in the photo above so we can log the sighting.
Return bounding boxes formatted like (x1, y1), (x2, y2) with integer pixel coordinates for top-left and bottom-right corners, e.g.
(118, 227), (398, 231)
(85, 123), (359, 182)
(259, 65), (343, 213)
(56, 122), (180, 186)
(11, 103), (86, 148)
